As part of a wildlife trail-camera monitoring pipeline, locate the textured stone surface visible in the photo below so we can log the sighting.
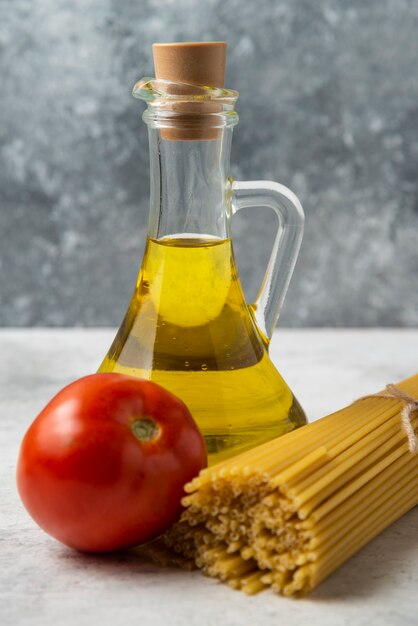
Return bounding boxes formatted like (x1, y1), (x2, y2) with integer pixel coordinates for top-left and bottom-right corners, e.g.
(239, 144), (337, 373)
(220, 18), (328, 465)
(1, 0), (418, 326)
(1, 329), (418, 625)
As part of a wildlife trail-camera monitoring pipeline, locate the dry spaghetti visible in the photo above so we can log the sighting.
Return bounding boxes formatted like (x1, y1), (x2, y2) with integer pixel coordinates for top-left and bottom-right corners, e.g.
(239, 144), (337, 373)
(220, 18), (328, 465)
(162, 373), (418, 596)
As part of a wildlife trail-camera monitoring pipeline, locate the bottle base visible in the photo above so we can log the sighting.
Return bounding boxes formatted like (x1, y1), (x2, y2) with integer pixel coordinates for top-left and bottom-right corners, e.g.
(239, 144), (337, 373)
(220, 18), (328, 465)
(204, 397), (307, 465)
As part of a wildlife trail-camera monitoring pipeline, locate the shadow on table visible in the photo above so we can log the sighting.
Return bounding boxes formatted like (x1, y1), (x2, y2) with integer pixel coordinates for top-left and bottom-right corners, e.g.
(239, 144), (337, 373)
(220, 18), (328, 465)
(54, 538), (193, 580)
(310, 509), (418, 601)
(53, 508), (418, 600)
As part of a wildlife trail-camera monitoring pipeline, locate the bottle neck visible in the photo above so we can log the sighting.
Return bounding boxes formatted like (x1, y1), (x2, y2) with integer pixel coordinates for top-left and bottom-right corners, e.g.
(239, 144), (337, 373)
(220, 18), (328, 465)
(147, 128), (233, 240)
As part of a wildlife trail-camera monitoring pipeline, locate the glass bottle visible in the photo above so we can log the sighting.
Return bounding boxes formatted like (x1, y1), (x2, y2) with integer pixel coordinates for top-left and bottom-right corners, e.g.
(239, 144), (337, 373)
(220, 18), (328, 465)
(99, 43), (306, 463)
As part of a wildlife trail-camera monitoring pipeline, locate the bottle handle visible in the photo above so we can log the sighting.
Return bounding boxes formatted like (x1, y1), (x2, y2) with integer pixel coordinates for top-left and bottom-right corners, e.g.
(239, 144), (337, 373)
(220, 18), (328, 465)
(231, 180), (305, 341)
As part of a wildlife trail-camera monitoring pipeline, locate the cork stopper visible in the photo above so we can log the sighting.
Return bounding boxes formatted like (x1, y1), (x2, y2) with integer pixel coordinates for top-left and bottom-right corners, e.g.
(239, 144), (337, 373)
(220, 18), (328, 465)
(152, 42), (227, 89)
(152, 42), (227, 140)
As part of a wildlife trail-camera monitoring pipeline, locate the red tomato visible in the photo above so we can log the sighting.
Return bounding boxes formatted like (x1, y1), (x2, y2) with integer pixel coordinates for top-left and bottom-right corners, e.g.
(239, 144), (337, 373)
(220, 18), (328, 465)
(17, 373), (206, 552)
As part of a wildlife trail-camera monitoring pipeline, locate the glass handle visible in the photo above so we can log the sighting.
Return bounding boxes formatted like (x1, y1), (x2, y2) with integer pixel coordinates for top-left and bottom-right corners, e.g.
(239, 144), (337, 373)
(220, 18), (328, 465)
(231, 180), (305, 340)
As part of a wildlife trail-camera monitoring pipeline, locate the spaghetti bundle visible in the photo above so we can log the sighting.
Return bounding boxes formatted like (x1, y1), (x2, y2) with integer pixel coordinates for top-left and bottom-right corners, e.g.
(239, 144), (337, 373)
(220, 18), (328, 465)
(163, 374), (418, 596)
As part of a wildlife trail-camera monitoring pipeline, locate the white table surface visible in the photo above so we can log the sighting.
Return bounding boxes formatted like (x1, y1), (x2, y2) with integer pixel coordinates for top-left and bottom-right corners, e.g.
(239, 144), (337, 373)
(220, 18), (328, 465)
(1, 328), (417, 626)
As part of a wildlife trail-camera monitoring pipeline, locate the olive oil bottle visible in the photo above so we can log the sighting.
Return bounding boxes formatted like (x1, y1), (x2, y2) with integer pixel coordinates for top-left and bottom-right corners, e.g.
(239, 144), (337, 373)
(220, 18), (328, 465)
(100, 42), (307, 463)
(100, 235), (305, 462)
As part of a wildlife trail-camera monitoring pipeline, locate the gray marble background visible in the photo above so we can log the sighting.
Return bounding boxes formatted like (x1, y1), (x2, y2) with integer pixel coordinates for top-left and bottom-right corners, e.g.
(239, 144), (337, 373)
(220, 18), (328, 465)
(1, 0), (418, 327)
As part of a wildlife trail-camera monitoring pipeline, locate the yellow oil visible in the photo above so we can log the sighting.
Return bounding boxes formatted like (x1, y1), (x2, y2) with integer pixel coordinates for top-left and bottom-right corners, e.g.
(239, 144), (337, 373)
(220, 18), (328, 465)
(99, 236), (306, 463)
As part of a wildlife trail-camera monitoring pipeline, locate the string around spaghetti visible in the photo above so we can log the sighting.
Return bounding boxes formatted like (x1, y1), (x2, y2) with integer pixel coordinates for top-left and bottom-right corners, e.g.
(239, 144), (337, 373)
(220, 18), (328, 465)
(355, 383), (418, 454)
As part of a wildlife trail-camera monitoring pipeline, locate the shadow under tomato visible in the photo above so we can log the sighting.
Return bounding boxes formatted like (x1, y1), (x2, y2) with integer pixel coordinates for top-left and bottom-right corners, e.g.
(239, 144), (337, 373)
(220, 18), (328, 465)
(53, 537), (189, 579)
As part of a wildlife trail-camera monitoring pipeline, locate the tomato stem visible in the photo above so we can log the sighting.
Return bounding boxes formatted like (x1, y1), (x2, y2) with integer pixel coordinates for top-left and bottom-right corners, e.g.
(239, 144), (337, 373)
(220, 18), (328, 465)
(131, 418), (160, 442)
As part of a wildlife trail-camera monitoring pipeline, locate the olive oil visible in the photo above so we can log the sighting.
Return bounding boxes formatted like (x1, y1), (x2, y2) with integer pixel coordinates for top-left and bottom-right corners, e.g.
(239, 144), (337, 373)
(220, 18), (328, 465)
(99, 236), (306, 463)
